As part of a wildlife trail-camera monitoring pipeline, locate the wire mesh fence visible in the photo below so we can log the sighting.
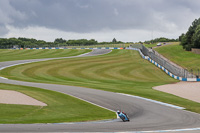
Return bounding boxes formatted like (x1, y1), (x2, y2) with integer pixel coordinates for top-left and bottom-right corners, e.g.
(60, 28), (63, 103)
(130, 44), (198, 78)
(187, 69), (200, 78)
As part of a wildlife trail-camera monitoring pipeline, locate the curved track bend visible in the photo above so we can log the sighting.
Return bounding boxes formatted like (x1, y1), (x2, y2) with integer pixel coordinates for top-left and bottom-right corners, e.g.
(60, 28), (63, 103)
(0, 49), (200, 132)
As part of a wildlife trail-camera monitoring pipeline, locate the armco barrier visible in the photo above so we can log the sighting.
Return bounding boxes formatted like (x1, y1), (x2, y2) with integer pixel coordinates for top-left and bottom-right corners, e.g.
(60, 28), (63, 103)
(127, 47), (200, 82)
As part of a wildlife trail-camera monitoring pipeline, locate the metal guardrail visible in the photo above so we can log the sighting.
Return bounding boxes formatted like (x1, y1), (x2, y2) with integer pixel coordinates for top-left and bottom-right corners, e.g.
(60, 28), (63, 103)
(130, 44), (198, 78)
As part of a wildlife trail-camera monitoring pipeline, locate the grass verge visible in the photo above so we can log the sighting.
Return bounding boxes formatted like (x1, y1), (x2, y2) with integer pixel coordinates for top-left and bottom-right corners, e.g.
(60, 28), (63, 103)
(144, 43), (157, 48)
(0, 49), (91, 62)
(64, 44), (130, 48)
(1, 50), (200, 113)
(0, 83), (116, 124)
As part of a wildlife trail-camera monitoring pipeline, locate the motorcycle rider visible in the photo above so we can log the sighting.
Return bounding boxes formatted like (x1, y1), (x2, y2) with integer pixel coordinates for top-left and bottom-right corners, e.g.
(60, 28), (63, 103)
(117, 110), (121, 114)
(117, 110), (126, 115)
(117, 110), (129, 121)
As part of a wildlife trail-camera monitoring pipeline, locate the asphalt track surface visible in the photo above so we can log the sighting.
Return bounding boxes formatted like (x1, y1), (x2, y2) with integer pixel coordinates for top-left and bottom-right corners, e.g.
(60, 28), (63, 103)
(0, 49), (200, 132)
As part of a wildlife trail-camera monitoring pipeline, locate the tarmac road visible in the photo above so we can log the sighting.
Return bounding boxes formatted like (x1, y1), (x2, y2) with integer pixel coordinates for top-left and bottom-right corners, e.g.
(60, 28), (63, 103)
(0, 49), (200, 132)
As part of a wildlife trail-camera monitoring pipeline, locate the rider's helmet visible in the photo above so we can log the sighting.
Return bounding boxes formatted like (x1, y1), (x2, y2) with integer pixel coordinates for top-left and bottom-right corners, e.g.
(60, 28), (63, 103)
(117, 110), (120, 114)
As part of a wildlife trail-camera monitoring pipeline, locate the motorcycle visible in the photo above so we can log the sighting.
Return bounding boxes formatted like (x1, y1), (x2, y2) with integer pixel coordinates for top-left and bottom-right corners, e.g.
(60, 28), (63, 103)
(117, 111), (130, 122)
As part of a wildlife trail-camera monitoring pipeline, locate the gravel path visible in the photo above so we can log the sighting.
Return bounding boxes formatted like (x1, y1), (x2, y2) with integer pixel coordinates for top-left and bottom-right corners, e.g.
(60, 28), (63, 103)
(153, 82), (200, 103)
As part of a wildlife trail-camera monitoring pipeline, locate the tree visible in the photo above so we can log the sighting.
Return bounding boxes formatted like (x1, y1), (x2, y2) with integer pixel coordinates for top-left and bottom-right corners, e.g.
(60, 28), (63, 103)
(112, 38), (117, 43)
(192, 25), (200, 48)
(179, 33), (185, 42)
(180, 18), (200, 50)
(54, 38), (66, 44)
(87, 39), (98, 45)
(144, 37), (178, 44)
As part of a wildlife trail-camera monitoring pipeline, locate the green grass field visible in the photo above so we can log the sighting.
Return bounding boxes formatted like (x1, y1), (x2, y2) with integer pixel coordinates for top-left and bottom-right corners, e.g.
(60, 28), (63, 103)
(0, 83), (115, 124)
(155, 43), (200, 74)
(65, 43), (130, 48)
(1, 50), (200, 114)
(0, 49), (91, 62)
(144, 43), (157, 48)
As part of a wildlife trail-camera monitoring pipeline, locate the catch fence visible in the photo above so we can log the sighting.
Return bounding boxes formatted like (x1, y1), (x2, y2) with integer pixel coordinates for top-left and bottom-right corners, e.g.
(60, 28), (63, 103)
(130, 44), (198, 78)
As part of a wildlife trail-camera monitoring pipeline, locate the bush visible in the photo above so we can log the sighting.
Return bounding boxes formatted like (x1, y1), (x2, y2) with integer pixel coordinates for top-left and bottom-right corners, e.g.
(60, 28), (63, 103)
(184, 44), (192, 51)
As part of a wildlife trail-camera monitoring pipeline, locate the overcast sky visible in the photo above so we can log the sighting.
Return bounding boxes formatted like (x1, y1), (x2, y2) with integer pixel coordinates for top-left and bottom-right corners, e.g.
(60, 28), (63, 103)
(0, 0), (200, 42)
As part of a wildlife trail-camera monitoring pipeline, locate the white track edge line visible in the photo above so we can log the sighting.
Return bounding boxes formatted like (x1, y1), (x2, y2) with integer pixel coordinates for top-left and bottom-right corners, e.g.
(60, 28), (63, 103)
(134, 127), (200, 132)
(117, 93), (185, 110)
(53, 91), (118, 120)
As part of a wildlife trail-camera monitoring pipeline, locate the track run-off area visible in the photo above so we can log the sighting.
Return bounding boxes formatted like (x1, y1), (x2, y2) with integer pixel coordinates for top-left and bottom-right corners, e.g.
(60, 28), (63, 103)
(0, 49), (200, 132)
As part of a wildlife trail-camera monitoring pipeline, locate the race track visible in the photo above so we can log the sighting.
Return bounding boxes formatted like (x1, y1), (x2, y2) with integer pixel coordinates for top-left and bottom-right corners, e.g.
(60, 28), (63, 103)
(0, 49), (200, 132)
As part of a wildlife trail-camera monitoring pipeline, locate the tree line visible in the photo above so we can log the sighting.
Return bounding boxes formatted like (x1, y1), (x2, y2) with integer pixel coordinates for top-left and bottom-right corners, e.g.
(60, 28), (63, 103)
(0, 37), (124, 49)
(179, 18), (200, 51)
(0, 38), (52, 49)
(144, 37), (178, 44)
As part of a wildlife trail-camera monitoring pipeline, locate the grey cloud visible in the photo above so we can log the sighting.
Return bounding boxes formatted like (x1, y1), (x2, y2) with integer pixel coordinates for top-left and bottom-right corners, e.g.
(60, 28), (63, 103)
(0, 0), (26, 35)
(0, 24), (9, 36)
(1, 0), (200, 35)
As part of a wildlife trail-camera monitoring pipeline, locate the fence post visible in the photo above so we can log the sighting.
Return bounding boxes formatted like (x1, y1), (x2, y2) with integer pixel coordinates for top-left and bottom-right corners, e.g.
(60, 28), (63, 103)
(191, 69), (193, 78)
(185, 69), (187, 78)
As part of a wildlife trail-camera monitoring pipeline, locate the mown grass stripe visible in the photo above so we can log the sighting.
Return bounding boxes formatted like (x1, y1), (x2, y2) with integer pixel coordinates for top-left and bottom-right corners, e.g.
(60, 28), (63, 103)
(0, 49), (91, 62)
